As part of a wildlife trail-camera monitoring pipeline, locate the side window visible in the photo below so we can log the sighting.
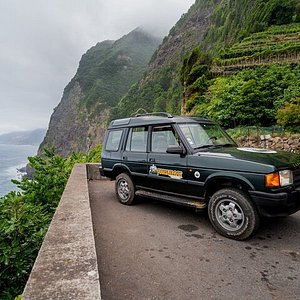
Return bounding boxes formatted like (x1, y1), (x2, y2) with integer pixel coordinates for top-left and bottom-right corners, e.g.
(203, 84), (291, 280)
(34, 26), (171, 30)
(151, 125), (179, 153)
(126, 127), (148, 152)
(105, 130), (123, 151)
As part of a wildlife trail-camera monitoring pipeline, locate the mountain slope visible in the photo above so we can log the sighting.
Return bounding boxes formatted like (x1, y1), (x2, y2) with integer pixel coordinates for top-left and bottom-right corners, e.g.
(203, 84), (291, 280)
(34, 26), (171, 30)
(211, 23), (300, 75)
(112, 0), (220, 118)
(113, 0), (300, 119)
(40, 28), (161, 156)
(179, 1), (300, 128)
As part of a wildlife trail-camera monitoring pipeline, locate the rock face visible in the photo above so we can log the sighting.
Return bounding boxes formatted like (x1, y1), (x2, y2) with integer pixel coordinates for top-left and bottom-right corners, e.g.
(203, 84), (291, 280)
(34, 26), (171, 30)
(39, 82), (103, 156)
(39, 29), (161, 156)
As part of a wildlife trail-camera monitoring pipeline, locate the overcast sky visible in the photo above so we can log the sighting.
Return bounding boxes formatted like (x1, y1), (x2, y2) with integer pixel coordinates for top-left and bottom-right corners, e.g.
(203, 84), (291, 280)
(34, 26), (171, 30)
(0, 0), (194, 134)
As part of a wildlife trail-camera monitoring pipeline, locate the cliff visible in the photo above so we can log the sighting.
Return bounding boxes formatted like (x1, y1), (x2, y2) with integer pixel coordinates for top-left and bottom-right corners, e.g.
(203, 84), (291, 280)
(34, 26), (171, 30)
(39, 28), (161, 156)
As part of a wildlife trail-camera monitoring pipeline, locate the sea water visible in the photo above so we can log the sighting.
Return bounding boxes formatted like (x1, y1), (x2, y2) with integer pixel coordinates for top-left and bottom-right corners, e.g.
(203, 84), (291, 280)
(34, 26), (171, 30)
(0, 144), (38, 197)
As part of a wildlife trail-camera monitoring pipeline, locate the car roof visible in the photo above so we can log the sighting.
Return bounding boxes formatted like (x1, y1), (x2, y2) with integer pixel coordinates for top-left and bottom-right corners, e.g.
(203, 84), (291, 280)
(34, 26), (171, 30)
(108, 113), (213, 129)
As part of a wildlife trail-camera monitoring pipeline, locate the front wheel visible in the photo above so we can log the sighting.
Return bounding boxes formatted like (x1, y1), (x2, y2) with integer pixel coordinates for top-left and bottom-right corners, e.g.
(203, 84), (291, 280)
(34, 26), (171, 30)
(115, 173), (135, 205)
(208, 188), (259, 240)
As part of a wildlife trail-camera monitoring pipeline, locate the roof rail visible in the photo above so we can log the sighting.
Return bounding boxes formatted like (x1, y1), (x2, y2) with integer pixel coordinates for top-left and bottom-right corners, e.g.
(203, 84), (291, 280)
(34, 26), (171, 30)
(135, 112), (173, 118)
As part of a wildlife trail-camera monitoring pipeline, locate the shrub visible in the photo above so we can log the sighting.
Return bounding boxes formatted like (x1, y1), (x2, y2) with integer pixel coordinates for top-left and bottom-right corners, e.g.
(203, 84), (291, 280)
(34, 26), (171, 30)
(0, 192), (50, 299)
(277, 97), (300, 131)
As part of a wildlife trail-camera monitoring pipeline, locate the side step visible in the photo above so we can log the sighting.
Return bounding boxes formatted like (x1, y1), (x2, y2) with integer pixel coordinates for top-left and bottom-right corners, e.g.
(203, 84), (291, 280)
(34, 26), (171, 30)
(135, 189), (206, 210)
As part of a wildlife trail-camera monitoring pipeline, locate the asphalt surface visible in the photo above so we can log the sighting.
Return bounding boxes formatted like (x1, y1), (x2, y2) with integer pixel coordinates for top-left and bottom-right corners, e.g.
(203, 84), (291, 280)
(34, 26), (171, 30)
(89, 179), (300, 300)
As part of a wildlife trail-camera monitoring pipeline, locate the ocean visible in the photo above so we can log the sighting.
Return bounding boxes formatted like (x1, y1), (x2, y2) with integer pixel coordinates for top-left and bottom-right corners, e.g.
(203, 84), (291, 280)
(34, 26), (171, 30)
(0, 144), (38, 197)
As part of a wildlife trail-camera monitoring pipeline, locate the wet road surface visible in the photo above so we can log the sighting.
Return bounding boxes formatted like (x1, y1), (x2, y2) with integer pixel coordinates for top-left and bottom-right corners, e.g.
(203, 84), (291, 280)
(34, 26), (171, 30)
(89, 180), (300, 300)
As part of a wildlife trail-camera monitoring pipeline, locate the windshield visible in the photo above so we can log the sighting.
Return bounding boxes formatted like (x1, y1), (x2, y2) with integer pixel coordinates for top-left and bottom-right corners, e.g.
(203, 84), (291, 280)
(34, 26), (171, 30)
(179, 123), (236, 150)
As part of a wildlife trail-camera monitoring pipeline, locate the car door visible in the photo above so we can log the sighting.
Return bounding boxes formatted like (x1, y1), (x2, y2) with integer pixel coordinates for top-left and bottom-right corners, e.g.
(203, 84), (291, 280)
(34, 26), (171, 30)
(146, 124), (188, 195)
(121, 126), (149, 187)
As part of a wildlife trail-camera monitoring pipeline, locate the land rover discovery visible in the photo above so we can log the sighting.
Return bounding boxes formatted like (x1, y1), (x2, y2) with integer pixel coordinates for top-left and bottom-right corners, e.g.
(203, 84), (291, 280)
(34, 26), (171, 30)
(100, 113), (300, 240)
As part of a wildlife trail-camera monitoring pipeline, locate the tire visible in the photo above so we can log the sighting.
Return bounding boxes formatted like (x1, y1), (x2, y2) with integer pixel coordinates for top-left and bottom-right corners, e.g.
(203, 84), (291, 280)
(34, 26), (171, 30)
(208, 188), (260, 240)
(115, 173), (135, 205)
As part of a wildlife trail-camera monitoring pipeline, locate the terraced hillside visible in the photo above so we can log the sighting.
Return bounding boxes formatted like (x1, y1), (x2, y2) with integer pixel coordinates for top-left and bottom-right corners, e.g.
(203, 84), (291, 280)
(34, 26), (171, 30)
(212, 23), (300, 75)
(182, 21), (300, 130)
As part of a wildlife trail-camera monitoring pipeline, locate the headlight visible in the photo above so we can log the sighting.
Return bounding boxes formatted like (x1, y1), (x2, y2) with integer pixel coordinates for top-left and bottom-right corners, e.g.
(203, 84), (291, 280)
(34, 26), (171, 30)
(279, 170), (293, 186)
(265, 170), (293, 187)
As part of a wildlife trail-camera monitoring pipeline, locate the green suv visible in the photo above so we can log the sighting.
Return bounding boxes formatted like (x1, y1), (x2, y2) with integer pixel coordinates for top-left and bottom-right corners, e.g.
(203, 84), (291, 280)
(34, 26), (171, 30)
(100, 113), (300, 240)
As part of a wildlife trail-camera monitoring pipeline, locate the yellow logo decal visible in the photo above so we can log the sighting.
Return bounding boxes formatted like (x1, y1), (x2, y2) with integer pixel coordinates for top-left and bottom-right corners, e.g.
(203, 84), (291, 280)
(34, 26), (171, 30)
(157, 168), (183, 179)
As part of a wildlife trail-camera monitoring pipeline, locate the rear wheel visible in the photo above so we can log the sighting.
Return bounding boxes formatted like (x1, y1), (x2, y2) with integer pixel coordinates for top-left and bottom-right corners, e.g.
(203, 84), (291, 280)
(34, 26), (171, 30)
(115, 173), (135, 205)
(208, 188), (259, 240)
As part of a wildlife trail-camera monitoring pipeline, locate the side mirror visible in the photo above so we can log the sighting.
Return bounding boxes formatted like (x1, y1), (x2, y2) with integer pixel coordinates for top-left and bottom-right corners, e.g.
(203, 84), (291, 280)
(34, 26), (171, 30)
(166, 145), (186, 155)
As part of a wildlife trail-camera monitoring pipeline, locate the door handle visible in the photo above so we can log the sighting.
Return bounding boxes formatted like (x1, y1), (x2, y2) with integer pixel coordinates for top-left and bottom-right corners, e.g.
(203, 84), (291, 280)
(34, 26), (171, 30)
(149, 157), (155, 162)
(123, 156), (128, 160)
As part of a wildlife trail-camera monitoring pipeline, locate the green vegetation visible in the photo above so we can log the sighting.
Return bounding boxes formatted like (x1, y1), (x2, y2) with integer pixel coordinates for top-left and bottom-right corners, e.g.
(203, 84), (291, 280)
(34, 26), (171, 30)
(41, 29), (160, 157)
(213, 23), (300, 72)
(111, 0), (217, 119)
(0, 146), (102, 299)
(73, 29), (160, 111)
(112, 1), (300, 121)
(181, 2), (300, 132)
(204, 0), (299, 48)
(111, 64), (184, 119)
(189, 64), (300, 129)
(180, 48), (212, 112)
(226, 126), (286, 140)
(277, 96), (300, 131)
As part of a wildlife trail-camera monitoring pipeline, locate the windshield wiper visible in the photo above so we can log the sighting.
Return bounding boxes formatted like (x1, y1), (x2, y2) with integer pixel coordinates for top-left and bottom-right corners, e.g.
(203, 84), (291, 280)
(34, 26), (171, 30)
(194, 143), (235, 150)
(218, 143), (235, 147)
(194, 144), (217, 150)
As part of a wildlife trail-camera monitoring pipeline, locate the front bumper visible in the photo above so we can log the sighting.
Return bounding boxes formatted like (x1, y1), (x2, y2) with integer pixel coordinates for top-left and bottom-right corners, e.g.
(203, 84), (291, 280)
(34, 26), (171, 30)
(249, 187), (300, 217)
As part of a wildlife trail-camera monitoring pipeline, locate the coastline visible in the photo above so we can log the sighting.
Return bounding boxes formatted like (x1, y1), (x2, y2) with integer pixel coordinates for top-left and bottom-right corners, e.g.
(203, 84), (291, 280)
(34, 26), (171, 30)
(0, 144), (38, 197)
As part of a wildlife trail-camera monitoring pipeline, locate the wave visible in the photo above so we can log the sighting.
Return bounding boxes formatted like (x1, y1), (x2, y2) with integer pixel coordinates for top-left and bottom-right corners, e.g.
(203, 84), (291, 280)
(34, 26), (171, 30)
(4, 161), (28, 180)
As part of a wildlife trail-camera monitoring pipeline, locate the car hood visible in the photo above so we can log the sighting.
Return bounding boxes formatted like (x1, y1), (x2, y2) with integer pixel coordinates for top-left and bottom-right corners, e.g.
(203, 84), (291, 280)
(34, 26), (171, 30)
(192, 146), (300, 173)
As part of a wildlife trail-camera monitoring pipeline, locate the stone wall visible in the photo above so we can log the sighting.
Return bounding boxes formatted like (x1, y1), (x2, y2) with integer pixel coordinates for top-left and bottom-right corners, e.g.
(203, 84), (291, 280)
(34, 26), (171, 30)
(237, 135), (300, 153)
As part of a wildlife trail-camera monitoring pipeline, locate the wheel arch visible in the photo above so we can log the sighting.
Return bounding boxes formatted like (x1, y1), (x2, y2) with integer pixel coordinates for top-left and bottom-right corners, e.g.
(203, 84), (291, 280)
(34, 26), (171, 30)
(204, 173), (255, 201)
(111, 163), (131, 179)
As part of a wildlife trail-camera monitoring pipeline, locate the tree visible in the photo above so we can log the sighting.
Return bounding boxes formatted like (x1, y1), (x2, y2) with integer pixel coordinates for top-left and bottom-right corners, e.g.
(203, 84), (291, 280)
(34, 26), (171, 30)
(196, 64), (300, 129)
(277, 97), (300, 131)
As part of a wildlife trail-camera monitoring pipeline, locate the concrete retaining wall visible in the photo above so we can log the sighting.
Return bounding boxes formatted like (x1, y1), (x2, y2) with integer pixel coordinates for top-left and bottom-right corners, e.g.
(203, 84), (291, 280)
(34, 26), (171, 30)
(22, 164), (101, 300)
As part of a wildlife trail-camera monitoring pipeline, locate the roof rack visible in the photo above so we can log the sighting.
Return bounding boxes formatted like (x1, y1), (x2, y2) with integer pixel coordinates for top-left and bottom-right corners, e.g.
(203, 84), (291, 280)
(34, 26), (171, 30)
(135, 112), (173, 118)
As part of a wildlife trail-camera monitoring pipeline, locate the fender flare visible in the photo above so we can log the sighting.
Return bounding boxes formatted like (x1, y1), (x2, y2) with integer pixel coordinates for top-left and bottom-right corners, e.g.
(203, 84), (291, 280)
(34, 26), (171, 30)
(112, 163), (131, 177)
(204, 172), (255, 191)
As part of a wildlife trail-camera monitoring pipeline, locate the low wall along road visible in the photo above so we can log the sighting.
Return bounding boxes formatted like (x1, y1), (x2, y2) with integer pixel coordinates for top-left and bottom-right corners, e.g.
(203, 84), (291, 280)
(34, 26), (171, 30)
(22, 164), (101, 300)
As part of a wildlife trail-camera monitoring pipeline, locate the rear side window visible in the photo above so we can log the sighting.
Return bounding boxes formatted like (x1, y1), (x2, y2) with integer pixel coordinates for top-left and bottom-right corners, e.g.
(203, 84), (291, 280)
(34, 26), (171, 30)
(105, 130), (123, 151)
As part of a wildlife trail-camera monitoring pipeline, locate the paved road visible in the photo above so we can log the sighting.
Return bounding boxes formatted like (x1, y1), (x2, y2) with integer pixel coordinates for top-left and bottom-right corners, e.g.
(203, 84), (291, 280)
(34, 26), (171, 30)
(89, 180), (300, 300)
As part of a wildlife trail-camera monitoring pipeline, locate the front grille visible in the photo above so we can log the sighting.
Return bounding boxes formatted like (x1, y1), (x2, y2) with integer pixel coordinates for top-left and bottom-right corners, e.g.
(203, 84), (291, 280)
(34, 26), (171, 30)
(293, 168), (300, 187)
